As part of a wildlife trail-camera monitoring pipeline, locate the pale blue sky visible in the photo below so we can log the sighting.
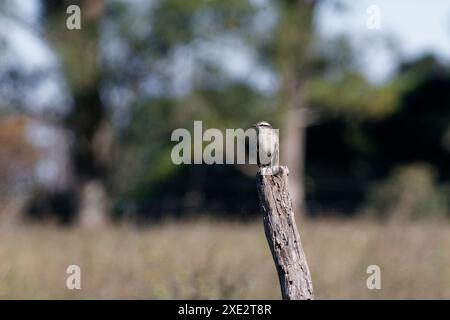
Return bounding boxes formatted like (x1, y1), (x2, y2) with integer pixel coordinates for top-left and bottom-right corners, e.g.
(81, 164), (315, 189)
(318, 0), (450, 82)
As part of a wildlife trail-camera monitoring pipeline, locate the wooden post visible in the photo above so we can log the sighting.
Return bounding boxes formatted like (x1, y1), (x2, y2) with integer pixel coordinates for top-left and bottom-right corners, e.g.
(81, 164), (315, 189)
(256, 166), (314, 300)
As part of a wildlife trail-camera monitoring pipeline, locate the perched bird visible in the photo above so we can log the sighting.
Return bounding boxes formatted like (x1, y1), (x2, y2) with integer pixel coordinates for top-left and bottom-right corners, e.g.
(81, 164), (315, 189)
(253, 121), (279, 175)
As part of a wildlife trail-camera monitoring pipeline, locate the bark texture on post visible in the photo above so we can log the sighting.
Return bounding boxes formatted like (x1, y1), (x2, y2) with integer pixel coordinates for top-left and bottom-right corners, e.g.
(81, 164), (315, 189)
(256, 166), (314, 300)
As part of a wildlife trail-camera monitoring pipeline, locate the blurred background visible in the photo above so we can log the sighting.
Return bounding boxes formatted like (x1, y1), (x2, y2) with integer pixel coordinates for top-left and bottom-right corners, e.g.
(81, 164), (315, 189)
(1, 0), (450, 299)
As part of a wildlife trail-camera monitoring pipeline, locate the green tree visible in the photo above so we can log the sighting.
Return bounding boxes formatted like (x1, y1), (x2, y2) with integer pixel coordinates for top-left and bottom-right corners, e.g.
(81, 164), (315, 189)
(272, 0), (318, 216)
(272, 1), (399, 216)
(42, 0), (111, 226)
(2, 0), (402, 221)
(104, 0), (278, 211)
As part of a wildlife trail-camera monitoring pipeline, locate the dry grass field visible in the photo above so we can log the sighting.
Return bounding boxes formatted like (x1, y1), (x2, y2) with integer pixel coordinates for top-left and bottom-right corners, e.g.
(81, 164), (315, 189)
(0, 218), (449, 299)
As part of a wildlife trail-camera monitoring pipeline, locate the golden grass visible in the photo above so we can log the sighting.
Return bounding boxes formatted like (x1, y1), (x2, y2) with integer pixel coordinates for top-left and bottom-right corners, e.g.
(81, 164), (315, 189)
(0, 218), (449, 299)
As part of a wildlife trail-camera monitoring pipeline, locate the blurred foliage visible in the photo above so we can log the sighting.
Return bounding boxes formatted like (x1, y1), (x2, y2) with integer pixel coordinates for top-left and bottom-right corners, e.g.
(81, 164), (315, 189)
(307, 72), (399, 120)
(364, 163), (449, 221)
(0, 116), (36, 191)
(107, 0), (279, 204)
(2, 1), (450, 220)
(306, 53), (450, 216)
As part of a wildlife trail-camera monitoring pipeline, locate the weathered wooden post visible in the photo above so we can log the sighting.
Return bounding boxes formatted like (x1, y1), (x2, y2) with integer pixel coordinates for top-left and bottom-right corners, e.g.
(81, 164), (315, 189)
(254, 121), (314, 300)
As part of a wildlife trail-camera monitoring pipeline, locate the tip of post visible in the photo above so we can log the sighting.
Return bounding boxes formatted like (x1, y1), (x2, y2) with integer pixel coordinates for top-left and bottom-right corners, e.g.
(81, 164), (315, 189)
(258, 166), (288, 176)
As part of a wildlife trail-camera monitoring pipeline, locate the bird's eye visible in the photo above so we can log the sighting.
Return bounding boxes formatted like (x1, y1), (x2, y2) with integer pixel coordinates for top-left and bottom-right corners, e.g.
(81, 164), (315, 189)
(268, 152), (272, 157)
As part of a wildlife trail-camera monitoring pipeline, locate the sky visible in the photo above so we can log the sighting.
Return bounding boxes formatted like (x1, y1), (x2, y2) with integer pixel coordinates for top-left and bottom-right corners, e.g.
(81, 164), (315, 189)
(318, 0), (450, 82)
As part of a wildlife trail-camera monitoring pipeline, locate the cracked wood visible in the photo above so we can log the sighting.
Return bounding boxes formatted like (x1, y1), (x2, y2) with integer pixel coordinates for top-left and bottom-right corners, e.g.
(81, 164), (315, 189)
(256, 166), (314, 300)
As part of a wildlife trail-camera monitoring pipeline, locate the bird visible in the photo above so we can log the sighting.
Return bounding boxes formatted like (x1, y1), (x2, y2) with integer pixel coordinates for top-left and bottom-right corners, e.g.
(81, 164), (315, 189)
(253, 121), (279, 175)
